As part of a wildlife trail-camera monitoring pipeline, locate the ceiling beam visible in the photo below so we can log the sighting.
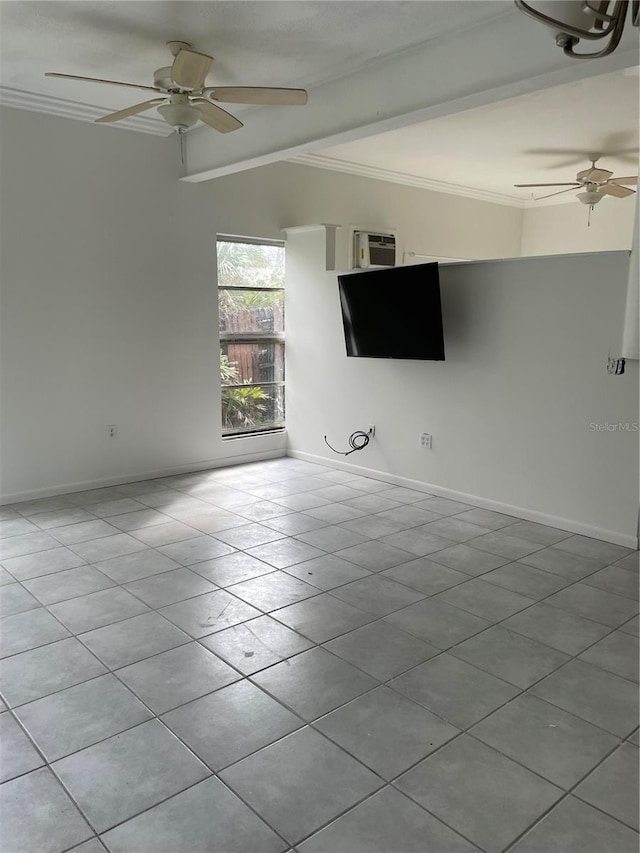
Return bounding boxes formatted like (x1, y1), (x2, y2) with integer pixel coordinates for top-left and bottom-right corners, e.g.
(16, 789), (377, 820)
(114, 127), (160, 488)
(182, 9), (639, 184)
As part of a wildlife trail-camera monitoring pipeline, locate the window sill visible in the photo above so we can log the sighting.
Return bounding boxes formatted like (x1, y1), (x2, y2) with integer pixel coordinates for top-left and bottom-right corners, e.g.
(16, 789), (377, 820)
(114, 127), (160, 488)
(222, 428), (287, 441)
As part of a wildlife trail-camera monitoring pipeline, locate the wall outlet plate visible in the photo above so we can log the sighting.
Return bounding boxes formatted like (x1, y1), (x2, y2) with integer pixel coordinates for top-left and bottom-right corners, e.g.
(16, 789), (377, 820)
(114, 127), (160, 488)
(607, 357), (625, 375)
(420, 433), (432, 448)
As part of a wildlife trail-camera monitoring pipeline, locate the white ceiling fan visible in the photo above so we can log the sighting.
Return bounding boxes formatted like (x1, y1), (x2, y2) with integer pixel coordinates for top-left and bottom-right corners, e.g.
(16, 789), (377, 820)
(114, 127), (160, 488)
(45, 41), (308, 135)
(514, 154), (637, 205)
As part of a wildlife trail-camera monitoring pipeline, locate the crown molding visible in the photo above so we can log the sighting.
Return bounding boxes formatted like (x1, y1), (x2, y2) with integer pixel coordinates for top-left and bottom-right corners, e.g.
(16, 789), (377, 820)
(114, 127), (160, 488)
(0, 88), (616, 214)
(0, 87), (172, 137)
(289, 152), (585, 209)
(289, 152), (527, 208)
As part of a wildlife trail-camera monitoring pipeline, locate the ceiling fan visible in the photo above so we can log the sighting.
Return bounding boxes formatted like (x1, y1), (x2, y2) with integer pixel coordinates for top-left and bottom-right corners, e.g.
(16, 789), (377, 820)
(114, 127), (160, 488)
(514, 155), (637, 205)
(45, 41), (308, 135)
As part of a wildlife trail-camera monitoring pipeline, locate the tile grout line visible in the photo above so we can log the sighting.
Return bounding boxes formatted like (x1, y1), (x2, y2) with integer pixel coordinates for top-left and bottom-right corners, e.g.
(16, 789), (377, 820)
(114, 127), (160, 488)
(3, 522), (637, 716)
(1, 464), (637, 852)
(5, 620), (635, 853)
(2, 572), (627, 781)
(3, 531), (637, 710)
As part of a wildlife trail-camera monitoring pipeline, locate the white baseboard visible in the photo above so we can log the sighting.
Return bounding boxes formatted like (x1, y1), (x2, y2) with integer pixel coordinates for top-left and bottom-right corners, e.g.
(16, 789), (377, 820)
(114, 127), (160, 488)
(0, 448), (287, 505)
(287, 449), (639, 550)
(4, 444), (636, 550)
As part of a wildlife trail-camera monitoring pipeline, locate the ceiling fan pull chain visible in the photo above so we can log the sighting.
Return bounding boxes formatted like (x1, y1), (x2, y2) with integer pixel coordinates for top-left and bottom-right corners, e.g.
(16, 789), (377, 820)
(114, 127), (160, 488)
(179, 128), (186, 167)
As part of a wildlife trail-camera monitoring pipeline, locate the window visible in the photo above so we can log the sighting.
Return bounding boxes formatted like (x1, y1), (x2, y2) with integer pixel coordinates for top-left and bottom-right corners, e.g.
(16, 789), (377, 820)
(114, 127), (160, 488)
(217, 236), (285, 437)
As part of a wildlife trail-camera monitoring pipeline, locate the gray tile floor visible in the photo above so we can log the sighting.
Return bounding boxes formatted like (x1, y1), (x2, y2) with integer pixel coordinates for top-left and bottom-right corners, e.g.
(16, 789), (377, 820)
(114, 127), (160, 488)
(0, 458), (638, 853)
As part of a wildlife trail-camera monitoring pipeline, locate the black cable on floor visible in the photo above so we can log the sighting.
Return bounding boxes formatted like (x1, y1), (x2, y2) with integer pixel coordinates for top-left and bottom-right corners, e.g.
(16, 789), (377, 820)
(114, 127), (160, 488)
(323, 429), (372, 456)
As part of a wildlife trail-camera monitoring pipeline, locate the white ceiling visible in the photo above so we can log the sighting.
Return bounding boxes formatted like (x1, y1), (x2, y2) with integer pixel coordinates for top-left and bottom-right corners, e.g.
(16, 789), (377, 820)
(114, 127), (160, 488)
(0, 1), (638, 205)
(0, 1), (507, 114)
(306, 67), (640, 205)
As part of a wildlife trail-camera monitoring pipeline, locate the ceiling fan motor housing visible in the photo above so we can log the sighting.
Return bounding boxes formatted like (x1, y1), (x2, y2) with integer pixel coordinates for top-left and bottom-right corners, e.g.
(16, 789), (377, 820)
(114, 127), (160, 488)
(153, 66), (181, 92)
(576, 166), (613, 183)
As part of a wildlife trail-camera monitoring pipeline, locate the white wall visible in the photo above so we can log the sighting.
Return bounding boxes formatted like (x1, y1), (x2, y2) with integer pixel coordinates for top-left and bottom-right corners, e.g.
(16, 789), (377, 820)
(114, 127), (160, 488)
(199, 163), (636, 543)
(1, 120), (520, 502)
(3, 107), (635, 547)
(622, 190), (639, 359)
(285, 233), (637, 545)
(0, 108), (286, 501)
(521, 194), (636, 256)
(193, 161), (523, 264)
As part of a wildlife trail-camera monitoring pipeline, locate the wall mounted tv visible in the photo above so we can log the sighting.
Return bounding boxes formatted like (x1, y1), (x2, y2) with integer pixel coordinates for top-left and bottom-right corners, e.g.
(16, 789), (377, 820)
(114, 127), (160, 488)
(337, 262), (445, 361)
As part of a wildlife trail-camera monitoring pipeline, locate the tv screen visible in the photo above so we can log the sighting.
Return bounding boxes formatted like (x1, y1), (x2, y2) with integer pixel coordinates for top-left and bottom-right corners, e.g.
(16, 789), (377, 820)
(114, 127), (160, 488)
(338, 262), (445, 360)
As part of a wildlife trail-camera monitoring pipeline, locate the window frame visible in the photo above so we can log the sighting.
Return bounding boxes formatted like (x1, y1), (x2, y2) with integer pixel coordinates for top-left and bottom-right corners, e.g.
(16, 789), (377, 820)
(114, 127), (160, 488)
(217, 235), (286, 438)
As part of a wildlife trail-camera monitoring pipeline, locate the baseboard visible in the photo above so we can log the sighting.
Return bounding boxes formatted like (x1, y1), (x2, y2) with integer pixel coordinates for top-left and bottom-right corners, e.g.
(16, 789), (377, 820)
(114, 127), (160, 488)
(287, 449), (639, 550)
(0, 448), (287, 505)
(5, 445), (636, 549)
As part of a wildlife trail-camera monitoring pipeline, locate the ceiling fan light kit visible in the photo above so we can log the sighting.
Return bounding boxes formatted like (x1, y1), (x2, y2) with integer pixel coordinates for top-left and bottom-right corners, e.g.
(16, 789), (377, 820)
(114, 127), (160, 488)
(514, 0), (639, 58)
(157, 94), (201, 130)
(576, 187), (605, 204)
(45, 41), (308, 136)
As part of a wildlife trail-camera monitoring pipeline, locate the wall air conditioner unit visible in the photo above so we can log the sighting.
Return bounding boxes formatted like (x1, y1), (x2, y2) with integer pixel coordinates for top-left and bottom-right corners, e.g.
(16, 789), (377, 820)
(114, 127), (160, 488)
(353, 231), (397, 269)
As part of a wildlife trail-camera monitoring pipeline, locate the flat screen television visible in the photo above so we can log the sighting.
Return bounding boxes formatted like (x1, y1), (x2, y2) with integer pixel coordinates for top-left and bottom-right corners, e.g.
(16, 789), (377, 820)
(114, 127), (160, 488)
(337, 262), (445, 360)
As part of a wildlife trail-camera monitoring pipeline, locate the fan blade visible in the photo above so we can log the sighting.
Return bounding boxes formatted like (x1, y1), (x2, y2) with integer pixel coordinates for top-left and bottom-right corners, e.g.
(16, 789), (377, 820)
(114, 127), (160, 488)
(95, 98), (167, 123)
(205, 87), (308, 106)
(611, 176), (638, 186)
(171, 49), (213, 89)
(514, 183), (580, 188)
(535, 186), (581, 200)
(599, 183), (636, 198)
(45, 72), (161, 93)
(192, 99), (243, 133)
(524, 143), (640, 167)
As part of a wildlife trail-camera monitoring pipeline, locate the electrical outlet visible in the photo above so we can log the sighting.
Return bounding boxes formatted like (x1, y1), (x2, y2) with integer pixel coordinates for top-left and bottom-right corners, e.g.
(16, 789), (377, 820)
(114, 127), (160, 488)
(420, 432), (432, 449)
(367, 424), (376, 437)
(607, 357), (625, 375)
(107, 425), (117, 439)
